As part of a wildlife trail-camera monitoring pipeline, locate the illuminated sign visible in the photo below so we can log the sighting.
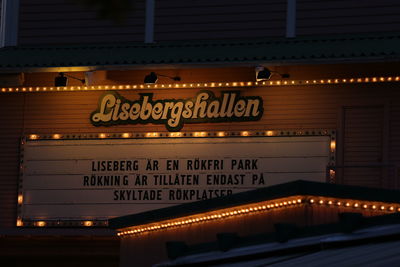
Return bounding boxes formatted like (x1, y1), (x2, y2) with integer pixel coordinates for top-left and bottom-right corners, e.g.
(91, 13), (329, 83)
(90, 90), (263, 131)
(20, 134), (333, 225)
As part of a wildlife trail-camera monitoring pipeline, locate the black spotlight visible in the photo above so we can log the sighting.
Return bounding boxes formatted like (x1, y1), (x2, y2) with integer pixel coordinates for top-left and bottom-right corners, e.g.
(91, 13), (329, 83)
(55, 72), (68, 87)
(55, 72), (85, 86)
(144, 72), (181, 84)
(256, 67), (272, 81)
(144, 72), (158, 84)
(255, 66), (290, 81)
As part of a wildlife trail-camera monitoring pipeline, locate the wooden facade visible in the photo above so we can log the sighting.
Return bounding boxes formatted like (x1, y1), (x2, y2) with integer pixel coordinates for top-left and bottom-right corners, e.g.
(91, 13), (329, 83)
(1, 0), (400, 266)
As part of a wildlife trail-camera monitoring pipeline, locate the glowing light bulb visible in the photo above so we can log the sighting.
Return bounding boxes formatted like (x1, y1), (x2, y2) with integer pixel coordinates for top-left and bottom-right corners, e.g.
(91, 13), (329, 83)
(84, 221), (93, 226)
(36, 221), (46, 227)
(29, 134), (39, 140)
(330, 140), (336, 152)
(17, 195), (23, 205)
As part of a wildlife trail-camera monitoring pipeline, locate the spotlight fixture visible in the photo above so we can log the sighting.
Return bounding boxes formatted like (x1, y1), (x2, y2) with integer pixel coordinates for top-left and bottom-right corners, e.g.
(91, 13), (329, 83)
(144, 72), (181, 84)
(255, 67), (272, 81)
(144, 72), (158, 84)
(54, 72), (67, 87)
(54, 72), (86, 87)
(255, 66), (290, 81)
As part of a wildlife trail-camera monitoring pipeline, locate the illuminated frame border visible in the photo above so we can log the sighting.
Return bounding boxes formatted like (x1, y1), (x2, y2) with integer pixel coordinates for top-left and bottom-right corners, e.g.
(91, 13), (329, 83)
(18, 129), (336, 228)
(2, 76), (400, 93)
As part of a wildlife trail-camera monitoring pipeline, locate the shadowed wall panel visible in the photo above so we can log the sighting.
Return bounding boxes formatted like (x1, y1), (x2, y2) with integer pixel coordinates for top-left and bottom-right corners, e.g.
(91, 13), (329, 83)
(0, 94), (24, 227)
(18, 0), (145, 45)
(342, 106), (384, 188)
(297, 0), (400, 36)
(154, 0), (287, 41)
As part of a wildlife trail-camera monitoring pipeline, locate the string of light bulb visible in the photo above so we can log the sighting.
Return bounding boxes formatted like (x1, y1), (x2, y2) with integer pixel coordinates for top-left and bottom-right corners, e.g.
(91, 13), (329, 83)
(2, 76), (400, 93)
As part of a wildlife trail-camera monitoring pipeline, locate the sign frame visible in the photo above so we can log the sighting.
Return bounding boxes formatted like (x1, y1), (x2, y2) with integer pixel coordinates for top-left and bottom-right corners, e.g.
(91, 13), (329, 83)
(17, 129), (336, 227)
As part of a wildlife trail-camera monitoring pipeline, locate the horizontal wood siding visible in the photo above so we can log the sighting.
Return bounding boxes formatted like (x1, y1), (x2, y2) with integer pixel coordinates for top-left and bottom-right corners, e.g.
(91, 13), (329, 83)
(297, 0), (400, 36)
(342, 106), (384, 188)
(154, 0), (287, 41)
(18, 0), (145, 45)
(16, 0), (400, 44)
(11, 83), (400, 142)
(0, 94), (24, 228)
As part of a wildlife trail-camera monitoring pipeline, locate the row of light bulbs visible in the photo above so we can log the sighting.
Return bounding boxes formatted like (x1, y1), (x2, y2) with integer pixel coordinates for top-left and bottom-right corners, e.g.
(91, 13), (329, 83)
(25, 131), (336, 163)
(2, 76), (400, 93)
(17, 219), (103, 227)
(27, 130), (334, 140)
(309, 198), (399, 211)
(117, 196), (400, 237)
(117, 197), (304, 237)
(25, 130), (336, 161)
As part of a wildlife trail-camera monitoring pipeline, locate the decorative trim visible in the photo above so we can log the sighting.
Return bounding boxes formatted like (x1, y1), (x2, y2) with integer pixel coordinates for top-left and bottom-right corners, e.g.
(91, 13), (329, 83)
(24, 129), (335, 141)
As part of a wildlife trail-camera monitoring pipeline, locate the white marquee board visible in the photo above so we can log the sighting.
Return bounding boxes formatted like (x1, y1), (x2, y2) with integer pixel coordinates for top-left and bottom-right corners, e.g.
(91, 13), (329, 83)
(20, 135), (332, 222)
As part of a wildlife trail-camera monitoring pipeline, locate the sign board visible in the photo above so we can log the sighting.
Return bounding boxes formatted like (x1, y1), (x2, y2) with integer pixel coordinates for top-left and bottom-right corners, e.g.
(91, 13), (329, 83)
(20, 135), (332, 223)
(90, 91), (263, 131)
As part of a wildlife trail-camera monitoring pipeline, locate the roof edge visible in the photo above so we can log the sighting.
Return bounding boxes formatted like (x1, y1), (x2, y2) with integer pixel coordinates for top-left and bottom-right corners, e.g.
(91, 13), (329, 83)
(109, 180), (400, 229)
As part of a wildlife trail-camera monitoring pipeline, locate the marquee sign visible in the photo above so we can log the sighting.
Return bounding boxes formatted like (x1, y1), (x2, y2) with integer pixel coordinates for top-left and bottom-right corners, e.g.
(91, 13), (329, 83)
(19, 132), (334, 226)
(91, 90), (263, 131)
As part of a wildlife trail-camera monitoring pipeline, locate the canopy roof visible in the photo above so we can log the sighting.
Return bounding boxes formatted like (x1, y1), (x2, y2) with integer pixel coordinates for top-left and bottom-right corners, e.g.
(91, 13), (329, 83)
(1, 32), (399, 73)
(109, 180), (400, 230)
